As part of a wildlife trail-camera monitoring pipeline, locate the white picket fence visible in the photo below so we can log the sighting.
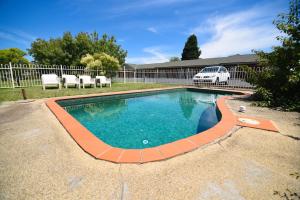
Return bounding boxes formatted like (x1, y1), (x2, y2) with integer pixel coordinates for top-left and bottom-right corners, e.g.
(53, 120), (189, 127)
(116, 66), (260, 89)
(0, 63), (100, 88)
(0, 62), (259, 89)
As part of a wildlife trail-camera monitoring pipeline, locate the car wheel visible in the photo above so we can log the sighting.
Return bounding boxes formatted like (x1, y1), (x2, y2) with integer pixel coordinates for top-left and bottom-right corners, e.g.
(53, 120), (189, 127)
(225, 78), (229, 85)
(215, 77), (219, 85)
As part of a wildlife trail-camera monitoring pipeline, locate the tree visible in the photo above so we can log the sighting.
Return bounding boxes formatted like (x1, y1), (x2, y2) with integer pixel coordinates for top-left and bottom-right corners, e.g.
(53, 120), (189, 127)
(0, 48), (29, 64)
(0, 48), (30, 87)
(169, 57), (180, 62)
(246, 0), (300, 111)
(94, 34), (127, 67)
(97, 53), (121, 77)
(28, 32), (127, 66)
(75, 32), (94, 64)
(61, 32), (77, 65)
(80, 54), (101, 69)
(181, 34), (201, 60)
(28, 38), (64, 65)
(80, 52), (120, 77)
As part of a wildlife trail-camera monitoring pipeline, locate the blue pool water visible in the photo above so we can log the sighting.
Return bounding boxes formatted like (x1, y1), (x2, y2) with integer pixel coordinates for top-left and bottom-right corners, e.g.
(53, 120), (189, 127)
(58, 89), (226, 149)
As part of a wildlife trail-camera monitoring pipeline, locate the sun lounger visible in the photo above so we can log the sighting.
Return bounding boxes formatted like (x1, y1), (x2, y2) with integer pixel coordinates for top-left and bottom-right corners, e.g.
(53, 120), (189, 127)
(95, 76), (112, 88)
(62, 74), (79, 88)
(78, 75), (96, 88)
(41, 74), (61, 90)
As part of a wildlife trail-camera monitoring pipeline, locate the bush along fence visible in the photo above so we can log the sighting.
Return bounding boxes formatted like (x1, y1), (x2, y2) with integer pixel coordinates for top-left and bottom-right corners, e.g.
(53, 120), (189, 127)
(0, 62), (262, 89)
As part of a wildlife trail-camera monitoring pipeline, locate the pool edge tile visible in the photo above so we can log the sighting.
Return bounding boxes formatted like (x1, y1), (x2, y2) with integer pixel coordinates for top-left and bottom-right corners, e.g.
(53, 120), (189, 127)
(157, 142), (183, 159)
(174, 139), (198, 153)
(98, 148), (123, 163)
(236, 115), (279, 132)
(141, 148), (164, 163)
(118, 150), (142, 163)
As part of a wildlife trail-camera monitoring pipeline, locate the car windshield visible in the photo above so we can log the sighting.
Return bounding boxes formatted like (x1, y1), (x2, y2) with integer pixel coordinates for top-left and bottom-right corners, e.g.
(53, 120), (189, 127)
(201, 67), (219, 73)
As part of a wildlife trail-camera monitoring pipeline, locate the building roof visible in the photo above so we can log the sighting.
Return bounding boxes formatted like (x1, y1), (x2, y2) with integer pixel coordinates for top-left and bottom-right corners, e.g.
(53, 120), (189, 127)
(131, 54), (258, 69)
(123, 63), (138, 70)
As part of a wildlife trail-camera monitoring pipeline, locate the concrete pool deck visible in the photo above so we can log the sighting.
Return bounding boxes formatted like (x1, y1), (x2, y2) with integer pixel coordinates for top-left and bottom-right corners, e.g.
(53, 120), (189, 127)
(0, 92), (300, 199)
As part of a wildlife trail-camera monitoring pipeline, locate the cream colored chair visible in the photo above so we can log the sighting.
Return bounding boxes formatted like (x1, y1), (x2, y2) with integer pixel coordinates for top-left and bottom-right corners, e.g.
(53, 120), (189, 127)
(96, 76), (111, 88)
(41, 74), (61, 90)
(78, 75), (96, 88)
(62, 74), (79, 88)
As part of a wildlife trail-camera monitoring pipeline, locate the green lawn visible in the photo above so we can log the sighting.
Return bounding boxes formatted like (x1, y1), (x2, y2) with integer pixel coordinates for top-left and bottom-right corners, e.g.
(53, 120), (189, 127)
(0, 83), (176, 102)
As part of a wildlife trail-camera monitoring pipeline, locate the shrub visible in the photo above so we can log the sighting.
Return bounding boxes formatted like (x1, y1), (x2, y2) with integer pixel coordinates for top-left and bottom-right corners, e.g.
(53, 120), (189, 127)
(252, 87), (272, 102)
(80, 53), (120, 77)
(246, 0), (300, 111)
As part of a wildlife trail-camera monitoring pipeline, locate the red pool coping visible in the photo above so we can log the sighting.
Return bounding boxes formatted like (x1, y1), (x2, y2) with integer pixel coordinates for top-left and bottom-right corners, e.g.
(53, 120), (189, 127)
(46, 87), (278, 164)
(236, 115), (279, 132)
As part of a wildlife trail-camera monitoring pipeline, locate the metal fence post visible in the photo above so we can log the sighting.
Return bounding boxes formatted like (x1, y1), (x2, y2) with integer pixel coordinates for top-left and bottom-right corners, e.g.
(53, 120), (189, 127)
(187, 68), (190, 85)
(234, 65), (238, 89)
(134, 69), (136, 83)
(9, 62), (15, 88)
(123, 65), (126, 83)
(60, 65), (63, 77)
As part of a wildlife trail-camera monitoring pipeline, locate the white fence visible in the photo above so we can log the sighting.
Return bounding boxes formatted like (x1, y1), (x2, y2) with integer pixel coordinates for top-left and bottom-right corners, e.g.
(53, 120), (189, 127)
(115, 66), (260, 89)
(0, 63), (259, 89)
(0, 63), (100, 88)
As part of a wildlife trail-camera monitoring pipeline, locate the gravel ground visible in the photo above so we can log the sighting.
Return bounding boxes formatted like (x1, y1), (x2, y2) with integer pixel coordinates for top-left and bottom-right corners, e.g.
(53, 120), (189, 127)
(0, 96), (299, 200)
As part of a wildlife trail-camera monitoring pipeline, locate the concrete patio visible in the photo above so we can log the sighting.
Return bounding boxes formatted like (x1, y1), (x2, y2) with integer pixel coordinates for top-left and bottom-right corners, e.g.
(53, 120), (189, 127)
(0, 97), (299, 199)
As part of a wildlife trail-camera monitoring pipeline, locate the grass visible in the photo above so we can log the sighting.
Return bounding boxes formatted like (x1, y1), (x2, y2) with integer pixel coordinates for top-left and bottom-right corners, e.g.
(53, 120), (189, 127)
(0, 83), (176, 102)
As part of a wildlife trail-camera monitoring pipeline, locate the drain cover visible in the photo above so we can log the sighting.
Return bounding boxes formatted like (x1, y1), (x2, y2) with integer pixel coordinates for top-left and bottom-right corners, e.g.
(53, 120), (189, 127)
(238, 118), (260, 125)
(143, 140), (149, 144)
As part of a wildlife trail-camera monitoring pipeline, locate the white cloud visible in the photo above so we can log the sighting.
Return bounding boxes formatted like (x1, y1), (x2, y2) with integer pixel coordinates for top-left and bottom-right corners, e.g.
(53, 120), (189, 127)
(112, 0), (194, 13)
(191, 6), (281, 58)
(126, 46), (171, 64)
(10, 30), (36, 41)
(0, 29), (36, 46)
(147, 27), (158, 33)
(0, 32), (29, 45)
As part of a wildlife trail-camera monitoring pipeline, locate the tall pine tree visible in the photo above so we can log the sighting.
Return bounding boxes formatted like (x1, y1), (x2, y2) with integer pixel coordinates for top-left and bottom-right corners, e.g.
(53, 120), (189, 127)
(181, 34), (201, 60)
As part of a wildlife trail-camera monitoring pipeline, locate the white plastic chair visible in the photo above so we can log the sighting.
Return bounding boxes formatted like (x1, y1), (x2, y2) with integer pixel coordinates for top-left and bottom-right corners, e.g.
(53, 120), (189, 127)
(62, 74), (79, 88)
(41, 74), (61, 90)
(78, 75), (96, 88)
(96, 76), (111, 88)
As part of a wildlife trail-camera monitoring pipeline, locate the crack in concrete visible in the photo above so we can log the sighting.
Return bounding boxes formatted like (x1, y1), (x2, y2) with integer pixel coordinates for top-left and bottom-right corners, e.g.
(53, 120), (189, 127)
(280, 134), (300, 141)
(217, 126), (242, 148)
(118, 164), (126, 200)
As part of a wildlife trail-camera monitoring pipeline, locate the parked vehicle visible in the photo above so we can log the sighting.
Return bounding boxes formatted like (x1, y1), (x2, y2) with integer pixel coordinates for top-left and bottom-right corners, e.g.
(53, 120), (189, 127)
(193, 66), (230, 85)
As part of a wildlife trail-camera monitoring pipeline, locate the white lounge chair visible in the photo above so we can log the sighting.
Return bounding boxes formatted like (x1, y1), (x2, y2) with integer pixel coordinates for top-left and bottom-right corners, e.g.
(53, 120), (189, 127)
(62, 74), (79, 88)
(96, 76), (111, 88)
(41, 74), (61, 90)
(78, 75), (96, 88)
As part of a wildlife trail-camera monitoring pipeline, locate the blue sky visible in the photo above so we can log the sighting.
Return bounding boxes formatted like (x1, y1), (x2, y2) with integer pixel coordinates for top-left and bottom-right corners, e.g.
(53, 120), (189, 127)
(0, 0), (288, 64)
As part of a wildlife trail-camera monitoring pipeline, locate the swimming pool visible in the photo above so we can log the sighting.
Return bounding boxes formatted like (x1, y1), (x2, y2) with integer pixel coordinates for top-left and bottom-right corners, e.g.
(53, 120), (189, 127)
(58, 88), (224, 149)
(47, 87), (241, 163)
